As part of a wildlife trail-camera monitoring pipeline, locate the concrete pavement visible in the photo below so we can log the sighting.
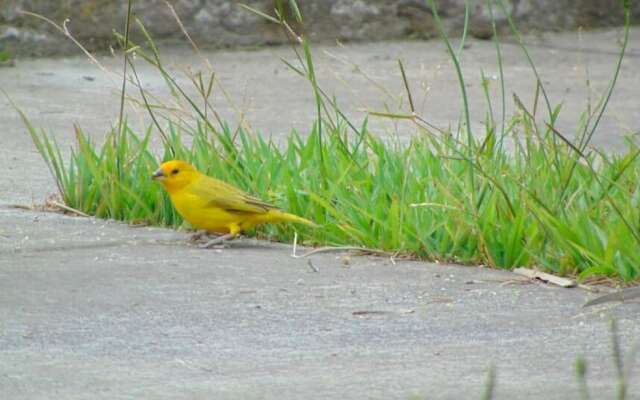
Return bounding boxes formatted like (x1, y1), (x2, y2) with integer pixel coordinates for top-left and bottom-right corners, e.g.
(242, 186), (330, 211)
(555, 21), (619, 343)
(2, 207), (639, 399)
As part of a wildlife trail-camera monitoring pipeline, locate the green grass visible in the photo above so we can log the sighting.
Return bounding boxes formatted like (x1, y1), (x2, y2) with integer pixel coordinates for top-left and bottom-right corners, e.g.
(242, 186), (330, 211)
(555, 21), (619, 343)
(21, 108), (640, 282)
(0, 49), (13, 63)
(16, 0), (640, 282)
(0, 48), (15, 67)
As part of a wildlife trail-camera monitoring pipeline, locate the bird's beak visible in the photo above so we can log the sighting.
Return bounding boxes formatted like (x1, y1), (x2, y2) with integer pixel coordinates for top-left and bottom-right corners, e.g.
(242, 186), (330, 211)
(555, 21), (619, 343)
(152, 169), (165, 181)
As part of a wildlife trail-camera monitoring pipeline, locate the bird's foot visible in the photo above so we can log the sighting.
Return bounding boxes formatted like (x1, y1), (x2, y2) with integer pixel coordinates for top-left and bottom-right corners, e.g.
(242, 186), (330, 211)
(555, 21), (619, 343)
(199, 233), (237, 249)
(189, 230), (210, 242)
(190, 231), (226, 244)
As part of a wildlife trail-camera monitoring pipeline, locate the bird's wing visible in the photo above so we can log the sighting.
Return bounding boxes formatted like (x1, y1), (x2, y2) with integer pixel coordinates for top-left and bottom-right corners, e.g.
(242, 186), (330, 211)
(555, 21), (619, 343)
(189, 175), (276, 214)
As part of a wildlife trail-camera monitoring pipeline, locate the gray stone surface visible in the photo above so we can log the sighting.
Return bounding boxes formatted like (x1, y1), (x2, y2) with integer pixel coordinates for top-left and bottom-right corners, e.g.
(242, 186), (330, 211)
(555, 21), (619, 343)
(1, 29), (640, 398)
(1, 0), (639, 56)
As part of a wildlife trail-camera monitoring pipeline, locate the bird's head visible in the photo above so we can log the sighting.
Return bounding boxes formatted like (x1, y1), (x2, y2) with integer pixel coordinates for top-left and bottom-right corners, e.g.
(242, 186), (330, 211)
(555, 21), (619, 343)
(152, 160), (199, 192)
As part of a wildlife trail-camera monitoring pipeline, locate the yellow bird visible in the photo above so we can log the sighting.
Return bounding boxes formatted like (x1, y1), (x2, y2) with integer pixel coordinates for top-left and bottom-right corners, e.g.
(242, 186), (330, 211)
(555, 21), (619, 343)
(152, 160), (316, 247)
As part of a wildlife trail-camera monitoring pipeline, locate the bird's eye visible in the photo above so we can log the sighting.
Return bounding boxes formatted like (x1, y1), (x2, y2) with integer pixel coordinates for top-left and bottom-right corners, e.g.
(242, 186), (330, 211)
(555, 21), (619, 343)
(171, 168), (179, 175)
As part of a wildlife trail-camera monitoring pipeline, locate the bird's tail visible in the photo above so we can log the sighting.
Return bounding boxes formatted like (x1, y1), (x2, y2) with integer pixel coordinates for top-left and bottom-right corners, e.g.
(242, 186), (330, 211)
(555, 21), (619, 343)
(269, 209), (318, 228)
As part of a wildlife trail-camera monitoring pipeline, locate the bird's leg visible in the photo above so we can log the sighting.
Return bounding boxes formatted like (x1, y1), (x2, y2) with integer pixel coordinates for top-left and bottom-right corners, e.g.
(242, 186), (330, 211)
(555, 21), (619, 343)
(200, 224), (241, 249)
(200, 232), (237, 248)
